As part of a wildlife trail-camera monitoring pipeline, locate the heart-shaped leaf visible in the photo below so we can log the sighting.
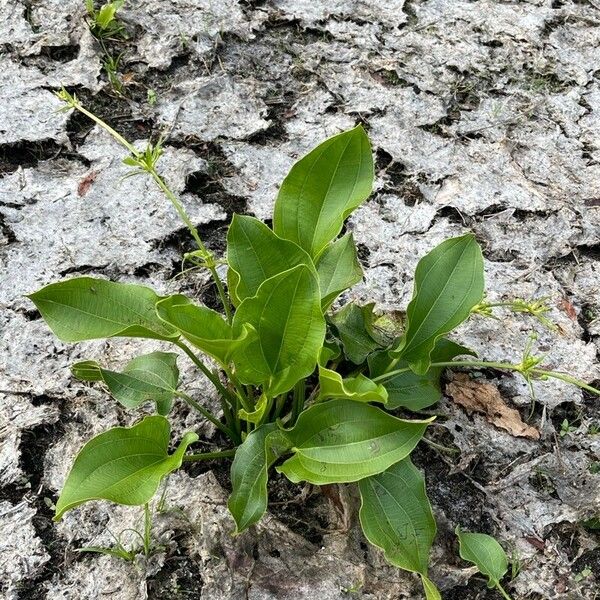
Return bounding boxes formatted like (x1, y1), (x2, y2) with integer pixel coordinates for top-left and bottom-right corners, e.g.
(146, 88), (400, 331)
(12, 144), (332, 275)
(226, 214), (315, 306)
(393, 235), (484, 374)
(156, 294), (254, 364)
(72, 351), (179, 415)
(316, 233), (363, 310)
(232, 265), (325, 397)
(28, 277), (178, 342)
(228, 423), (291, 533)
(318, 366), (388, 404)
(277, 399), (431, 484)
(273, 125), (374, 258)
(54, 416), (197, 521)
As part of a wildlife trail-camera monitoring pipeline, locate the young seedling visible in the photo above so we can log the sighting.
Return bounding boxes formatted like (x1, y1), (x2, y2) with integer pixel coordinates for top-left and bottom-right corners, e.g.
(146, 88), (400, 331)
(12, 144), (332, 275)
(31, 94), (600, 596)
(85, 0), (126, 40)
(102, 53), (124, 95)
(85, 1), (128, 95)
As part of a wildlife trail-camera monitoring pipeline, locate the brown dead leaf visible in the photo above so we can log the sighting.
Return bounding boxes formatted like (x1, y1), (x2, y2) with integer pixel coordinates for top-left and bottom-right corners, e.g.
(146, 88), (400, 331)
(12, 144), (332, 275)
(77, 170), (98, 197)
(559, 297), (577, 321)
(447, 373), (540, 440)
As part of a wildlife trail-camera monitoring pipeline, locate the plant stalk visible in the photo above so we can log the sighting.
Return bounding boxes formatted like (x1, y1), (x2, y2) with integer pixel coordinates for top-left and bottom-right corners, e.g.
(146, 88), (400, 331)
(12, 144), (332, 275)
(61, 94), (232, 321)
(143, 503), (151, 556)
(175, 391), (235, 440)
(183, 448), (236, 462)
(373, 359), (600, 396)
(496, 583), (513, 600)
(292, 379), (306, 423)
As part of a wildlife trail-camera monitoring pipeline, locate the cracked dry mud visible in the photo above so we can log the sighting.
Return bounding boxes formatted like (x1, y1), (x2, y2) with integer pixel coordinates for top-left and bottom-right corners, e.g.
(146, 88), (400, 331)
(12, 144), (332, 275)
(1, 0), (599, 598)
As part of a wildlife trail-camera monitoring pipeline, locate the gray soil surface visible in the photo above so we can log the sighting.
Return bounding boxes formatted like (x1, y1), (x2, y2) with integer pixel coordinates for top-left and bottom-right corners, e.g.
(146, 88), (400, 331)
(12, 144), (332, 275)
(1, 0), (600, 598)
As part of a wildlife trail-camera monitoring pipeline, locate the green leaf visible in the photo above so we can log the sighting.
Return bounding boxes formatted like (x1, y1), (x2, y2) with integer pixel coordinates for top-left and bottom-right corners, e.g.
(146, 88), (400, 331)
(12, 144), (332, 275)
(456, 526), (509, 589)
(96, 3), (118, 29)
(329, 303), (389, 364)
(54, 416), (197, 521)
(232, 265), (325, 397)
(155, 294), (254, 364)
(318, 339), (342, 367)
(394, 235), (484, 374)
(28, 277), (178, 342)
(318, 366), (388, 404)
(369, 339), (475, 410)
(358, 458), (436, 576)
(226, 214), (315, 306)
(422, 576), (442, 600)
(316, 233), (363, 310)
(72, 352), (180, 415)
(273, 125), (374, 258)
(228, 423), (291, 533)
(238, 392), (270, 424)
(277, 400), (431, 484)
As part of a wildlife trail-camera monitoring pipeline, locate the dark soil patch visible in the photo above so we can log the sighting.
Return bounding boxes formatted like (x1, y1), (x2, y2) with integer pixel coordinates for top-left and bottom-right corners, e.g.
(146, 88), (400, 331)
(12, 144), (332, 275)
(147, 548), (204, 599)
(267, 473), (328, 546)
(65, 87), (153, 147)
(0, 139), (70, 175)
(12, 419), (70, 600)
(413, 443), (496, 539)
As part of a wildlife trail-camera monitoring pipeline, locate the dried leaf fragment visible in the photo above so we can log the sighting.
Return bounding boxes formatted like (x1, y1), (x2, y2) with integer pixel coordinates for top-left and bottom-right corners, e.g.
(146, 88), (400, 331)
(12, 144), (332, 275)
(447, 373), (540, 439)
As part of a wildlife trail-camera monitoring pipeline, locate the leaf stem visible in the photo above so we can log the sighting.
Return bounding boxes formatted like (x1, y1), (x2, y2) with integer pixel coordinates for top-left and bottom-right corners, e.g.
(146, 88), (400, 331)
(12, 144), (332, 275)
(495, 583), (513, 600)
(373, 359), (600, 396)
(143, 503), (151, 556)
(149, 170), (232, 323)
(291, 379), (306, 423)
(531, 369), (600, 396)
(183, 448), (236, 462)
(174, 391), (236, 440)
(174, 340), (236, 403)
(58, 91), (232, 322)
(67, 99), (138, 155)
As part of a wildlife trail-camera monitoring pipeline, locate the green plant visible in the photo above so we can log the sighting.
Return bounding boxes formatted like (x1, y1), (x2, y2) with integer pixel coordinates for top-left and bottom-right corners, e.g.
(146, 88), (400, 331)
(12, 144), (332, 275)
(574, 566), (593, 583)
(456, 527), (513, 600)
(32, 91), (600, 596)
(102, 52), (124, 95)
(86, 0), (126, 40)
(77, 503), (159, 561)
(147, 88), (158, 106)
(560, 418), (573, 437)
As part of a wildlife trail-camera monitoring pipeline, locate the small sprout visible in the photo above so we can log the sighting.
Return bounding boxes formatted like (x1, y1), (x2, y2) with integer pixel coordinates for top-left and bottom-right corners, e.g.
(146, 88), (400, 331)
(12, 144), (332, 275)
(341, 581), (363, 594)
(582, 516), (600, 529)
(588, 422), (599, 435)
(509, 548), (522, 580)
(102, 52), (124, 94)
(55, 87), (80, 112)
(560, 418), (571, 438)
(574, 566), (592, 582)
(86, 0), (126, 40)
(147, 88), (158, 106)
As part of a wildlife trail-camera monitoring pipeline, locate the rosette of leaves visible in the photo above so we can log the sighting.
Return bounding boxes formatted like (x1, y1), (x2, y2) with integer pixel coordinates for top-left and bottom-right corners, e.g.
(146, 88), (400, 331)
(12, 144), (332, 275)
(30, 125), (489, 596)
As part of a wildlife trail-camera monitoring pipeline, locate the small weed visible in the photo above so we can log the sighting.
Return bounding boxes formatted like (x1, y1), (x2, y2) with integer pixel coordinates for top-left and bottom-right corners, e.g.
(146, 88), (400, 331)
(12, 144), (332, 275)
(86, 0), (126, 40)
